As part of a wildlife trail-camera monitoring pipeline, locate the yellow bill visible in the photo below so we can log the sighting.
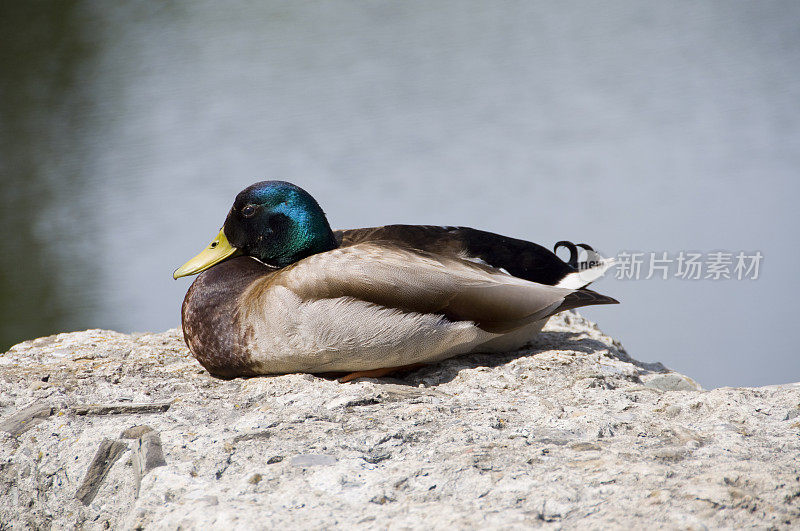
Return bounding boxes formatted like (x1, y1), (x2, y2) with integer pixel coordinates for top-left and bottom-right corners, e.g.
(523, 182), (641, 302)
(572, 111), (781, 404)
(173, 229), (242, 279)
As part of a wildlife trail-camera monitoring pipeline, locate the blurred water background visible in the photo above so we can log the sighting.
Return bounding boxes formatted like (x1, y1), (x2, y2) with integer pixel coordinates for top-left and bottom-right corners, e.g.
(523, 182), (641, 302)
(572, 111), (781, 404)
(1, 1), (798, 388)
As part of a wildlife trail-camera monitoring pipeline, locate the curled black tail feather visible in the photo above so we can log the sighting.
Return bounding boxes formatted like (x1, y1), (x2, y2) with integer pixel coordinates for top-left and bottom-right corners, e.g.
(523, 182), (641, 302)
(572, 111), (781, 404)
(554, 241), (602, 270)
(554, 241), (579, 267)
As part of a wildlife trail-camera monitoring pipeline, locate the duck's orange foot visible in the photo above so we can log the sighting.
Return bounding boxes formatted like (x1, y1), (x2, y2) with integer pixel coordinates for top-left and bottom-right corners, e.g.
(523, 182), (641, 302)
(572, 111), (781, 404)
(337, 363), (427, 383)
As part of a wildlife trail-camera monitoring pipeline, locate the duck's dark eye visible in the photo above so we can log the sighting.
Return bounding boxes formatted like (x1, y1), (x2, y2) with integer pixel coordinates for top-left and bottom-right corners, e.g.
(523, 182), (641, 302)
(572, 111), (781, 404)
(242, 205), (257, 218)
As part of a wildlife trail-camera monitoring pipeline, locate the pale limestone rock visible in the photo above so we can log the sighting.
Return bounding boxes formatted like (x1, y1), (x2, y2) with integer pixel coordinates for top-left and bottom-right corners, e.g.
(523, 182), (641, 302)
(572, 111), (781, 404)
(1, 313), (798, 529)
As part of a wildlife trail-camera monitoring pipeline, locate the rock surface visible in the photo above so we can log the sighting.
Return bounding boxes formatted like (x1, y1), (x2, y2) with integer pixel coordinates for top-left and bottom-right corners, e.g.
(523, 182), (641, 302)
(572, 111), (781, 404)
(1, 312), (798, 529)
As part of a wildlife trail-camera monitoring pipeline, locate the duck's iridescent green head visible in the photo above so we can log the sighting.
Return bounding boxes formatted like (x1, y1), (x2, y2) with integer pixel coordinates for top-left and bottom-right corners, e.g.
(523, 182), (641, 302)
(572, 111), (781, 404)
(173, 181), (337, 278)
(224, 181), (337, 267)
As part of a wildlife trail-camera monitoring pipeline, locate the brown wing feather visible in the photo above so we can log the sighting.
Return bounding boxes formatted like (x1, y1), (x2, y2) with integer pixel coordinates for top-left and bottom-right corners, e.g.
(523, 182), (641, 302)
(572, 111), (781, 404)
(556, 289), (619, 313)
(334, 225), (575, 286)
(268, 243), (594, 334)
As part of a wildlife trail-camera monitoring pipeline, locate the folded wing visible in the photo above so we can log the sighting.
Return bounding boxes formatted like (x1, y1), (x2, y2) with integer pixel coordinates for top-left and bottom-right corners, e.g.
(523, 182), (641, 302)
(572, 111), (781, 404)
(273, 243), (617, 334)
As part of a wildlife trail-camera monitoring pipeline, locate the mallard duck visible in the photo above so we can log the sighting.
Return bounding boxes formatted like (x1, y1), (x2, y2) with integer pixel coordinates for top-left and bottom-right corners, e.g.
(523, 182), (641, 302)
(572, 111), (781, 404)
(174, 181), (618, 380)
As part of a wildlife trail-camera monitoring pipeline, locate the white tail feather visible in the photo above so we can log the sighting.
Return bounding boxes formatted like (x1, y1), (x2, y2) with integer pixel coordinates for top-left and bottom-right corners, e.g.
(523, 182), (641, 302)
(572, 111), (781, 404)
(556, 257), (615, 289)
